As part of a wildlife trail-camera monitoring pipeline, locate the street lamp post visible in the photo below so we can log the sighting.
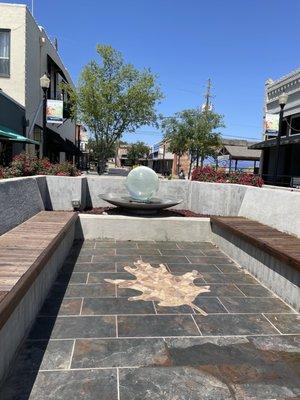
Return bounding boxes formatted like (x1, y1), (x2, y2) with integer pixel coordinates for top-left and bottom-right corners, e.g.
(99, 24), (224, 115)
(272, 92), (288, 185)
(40, 73), (50, 158)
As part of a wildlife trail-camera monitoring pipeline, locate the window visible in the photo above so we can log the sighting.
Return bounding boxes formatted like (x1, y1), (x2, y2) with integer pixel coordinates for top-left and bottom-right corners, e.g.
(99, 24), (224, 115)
(290, 114), (300, 136)
(0, 29), (10, 77)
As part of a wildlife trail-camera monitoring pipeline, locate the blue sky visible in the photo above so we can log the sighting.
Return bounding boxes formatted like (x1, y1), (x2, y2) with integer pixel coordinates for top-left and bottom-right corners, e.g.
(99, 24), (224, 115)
(4, 0), (300, 145)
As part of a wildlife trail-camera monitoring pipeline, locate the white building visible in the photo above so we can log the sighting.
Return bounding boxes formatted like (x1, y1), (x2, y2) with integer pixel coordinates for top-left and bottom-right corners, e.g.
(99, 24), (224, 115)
(0, 2), (77, 162)
(250, 69), (300, 186)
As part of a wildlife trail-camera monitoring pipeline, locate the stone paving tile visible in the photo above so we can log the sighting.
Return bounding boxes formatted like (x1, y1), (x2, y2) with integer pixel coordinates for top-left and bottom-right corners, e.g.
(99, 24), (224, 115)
(119, 367), (233, 400)
(77, 248), (116, 256)
(116, 261), (161, 272)
(81, 298), (155, 315)
(93, 255), (141, 263)
(64, 283), (115, 298)
(2, 239), (299, 400)
(141, 255), (189, 264)
(176, 241), (216, 250)
(65, 254), (92, 263)
(68, 262), (115, 273)
(155, 304), (194, 314)
(118, 315), (200, 337)
(168, 263), (220, 274)
(235, 284), (275, 297)
(136, 242), (178, 250)
(87, 272), (134, 284)
(265, 314), (300, 334)
(71, 338), (167, 368)
(10, 339), (74, 371)
(196, 284), (245, 297)
(220, 297), (294, 314)
(55, 272), (88, 284)
(154, 241), (180, 249)
(95, 241), (124, 248)
(200, 272), (257, 284)
(115, 247), (161, 256)
(116, 240), (154, 246)
(187, 256), (234, 264)
(117, 287), (142, 298)
(160, 249), (205, 256)
(194, 314), (279, 336)
(193, 297), (228, 314)
(160, 335), (300, 399)
(214, 263), (242, 273)
(28, 316), (116, 339)
(0, 369), (118, 400)
(39, 297), (82, 316)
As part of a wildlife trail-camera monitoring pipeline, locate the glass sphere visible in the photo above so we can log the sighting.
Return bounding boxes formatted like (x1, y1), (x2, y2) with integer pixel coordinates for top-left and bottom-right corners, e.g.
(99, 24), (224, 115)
(125, 166), (159, 202)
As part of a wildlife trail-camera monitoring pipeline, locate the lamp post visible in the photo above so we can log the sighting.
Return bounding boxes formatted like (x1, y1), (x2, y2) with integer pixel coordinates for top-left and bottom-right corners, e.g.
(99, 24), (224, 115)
(40, 73), (50, 158)
(272, 92), (288, 185)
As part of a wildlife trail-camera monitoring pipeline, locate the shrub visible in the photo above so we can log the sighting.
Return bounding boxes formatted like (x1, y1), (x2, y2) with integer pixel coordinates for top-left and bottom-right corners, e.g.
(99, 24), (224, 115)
(191, 165), (263, 187)
(0, 153), (81, 179)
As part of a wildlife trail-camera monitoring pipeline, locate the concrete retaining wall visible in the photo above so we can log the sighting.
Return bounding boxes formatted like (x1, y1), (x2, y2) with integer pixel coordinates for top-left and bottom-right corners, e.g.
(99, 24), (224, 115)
(76, 215), (211, 242)
(0, 177), (44, 235)
(0, 223), (75, 384)
(189, 181), (247, 216)
(0, 175), (299, 237)
(238, 186), (300, 237)
(42, 176), (87, 211)
(211, 224), (300, 311)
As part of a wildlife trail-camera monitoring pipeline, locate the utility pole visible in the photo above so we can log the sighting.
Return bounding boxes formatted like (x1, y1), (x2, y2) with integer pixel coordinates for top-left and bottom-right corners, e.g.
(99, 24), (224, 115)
(31, 0), (34, 16)
(204, 78), (212, 112)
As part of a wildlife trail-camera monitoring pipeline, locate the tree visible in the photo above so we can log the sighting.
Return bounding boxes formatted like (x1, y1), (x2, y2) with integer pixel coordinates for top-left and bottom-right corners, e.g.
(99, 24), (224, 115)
(162, 117), (189, 174)
(127, 141), (150, 166)
(162, 109), (224, 177)
(63, 45), (163, 172)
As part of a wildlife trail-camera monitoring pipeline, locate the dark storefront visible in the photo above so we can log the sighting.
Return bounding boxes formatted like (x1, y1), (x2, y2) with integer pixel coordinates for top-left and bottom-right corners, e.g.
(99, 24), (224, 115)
(0, 91), (39, 166)
(251, 135), (300, 186)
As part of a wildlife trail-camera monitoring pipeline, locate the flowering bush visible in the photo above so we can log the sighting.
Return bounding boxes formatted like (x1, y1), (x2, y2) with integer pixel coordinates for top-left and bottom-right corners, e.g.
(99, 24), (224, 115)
(191, 166), (263, 187)
(0, 153), (80, 179)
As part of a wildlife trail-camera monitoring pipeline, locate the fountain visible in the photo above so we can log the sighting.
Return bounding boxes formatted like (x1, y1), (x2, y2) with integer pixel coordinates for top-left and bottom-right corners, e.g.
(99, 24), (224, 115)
(101, 166), (182, 215)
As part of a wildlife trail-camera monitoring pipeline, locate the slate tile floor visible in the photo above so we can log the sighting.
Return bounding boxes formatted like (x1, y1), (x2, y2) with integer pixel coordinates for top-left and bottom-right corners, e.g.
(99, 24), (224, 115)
(1, 240), (300, 400)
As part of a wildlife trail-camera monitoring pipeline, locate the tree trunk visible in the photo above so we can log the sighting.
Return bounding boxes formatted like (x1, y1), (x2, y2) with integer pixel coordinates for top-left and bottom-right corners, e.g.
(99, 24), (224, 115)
(200, 156), (204, 168)
(188, 155), (193, 179)
(177, 155), (181, 175)
(196, 149), (199, 168)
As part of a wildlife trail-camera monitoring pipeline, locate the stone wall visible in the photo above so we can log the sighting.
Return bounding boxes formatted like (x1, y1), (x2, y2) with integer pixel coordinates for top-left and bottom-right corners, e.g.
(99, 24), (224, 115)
(0, 177), (44, 235)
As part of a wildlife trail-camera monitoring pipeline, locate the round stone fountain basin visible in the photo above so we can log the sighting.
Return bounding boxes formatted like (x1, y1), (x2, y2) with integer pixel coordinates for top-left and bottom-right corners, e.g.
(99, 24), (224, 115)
(100, 195), (182, 215)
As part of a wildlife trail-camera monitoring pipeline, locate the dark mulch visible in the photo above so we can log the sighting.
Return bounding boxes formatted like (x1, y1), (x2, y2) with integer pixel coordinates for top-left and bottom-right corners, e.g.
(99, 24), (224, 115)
(82, 207), (210, 218)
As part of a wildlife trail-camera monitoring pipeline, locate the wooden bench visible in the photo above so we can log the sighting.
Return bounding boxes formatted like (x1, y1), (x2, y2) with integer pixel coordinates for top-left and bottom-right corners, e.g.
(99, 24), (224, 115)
(210, 216), (300, 271)
(0, 211), (78, 329)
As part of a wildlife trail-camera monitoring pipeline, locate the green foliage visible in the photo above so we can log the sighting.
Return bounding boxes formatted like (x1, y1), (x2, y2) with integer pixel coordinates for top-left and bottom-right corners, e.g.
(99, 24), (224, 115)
(62, 45), (163, 170)
(0, 153), (80, 179)
(127, 141), (150, 165)
(86, 139), (116, 163)
(162, 109), (224, 173)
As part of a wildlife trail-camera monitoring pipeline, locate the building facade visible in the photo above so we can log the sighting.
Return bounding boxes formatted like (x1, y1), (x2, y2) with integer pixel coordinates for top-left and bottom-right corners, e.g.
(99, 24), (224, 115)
(251, 69), (300, 186)
(0, 3), (76, 163)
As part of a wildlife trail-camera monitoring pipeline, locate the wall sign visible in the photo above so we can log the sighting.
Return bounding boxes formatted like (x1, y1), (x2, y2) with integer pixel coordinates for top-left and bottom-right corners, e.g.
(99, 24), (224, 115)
(46, 100), (63, 124)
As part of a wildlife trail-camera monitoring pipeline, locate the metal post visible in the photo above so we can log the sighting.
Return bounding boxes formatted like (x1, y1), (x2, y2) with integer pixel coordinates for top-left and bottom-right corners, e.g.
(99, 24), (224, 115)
(272, 104), (284, 185)
(41, 88), (47, 158)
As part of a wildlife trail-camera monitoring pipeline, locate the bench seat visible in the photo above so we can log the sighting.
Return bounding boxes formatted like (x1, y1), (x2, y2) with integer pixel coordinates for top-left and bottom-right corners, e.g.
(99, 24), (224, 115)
(0, 211), (77, 330)
(210, 216), (300, 271)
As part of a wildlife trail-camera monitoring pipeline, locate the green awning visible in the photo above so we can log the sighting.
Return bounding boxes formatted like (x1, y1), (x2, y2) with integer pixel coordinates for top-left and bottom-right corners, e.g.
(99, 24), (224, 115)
(0, 125), (40, 145)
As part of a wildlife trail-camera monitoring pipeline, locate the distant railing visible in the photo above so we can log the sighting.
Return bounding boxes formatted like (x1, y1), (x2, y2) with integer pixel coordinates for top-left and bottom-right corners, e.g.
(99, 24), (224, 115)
(262, 174), (300, 187)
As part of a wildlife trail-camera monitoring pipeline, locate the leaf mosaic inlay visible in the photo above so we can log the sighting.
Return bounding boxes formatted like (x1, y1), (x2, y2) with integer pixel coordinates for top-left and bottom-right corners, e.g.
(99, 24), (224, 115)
(105, 260), (210, 315)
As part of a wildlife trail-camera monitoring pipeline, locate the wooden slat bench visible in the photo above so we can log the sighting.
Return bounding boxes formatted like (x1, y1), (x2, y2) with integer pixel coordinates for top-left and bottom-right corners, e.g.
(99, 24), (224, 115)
(210, 216), (300, 271)
(0, 211), (78, 330)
